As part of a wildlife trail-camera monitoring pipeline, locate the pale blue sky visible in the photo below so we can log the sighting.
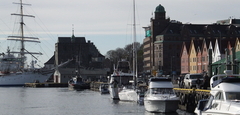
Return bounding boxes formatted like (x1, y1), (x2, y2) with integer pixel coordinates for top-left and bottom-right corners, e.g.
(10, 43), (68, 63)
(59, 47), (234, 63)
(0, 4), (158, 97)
(0, 0), (240, 66)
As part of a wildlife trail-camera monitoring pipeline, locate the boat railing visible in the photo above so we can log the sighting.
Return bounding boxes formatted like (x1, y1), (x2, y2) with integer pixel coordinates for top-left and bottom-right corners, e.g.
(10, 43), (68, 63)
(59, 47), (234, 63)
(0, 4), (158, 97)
(211, 75), (240, 88)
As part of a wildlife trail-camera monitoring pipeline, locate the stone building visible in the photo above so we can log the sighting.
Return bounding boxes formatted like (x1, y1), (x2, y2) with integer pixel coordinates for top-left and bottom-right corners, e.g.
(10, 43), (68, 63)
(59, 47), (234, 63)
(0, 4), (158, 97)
(48, 33), (107, 83)
(55, 34), (104, 68)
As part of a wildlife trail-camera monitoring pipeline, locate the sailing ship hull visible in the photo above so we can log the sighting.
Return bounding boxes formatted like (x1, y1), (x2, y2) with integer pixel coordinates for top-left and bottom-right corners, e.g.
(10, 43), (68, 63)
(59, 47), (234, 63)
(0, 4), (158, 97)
(0, 72), (51, 86)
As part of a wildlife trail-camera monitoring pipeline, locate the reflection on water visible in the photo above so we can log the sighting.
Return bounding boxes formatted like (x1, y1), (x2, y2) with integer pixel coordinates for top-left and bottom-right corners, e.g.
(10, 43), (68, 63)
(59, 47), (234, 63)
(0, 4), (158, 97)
(0, 87), (194, 115)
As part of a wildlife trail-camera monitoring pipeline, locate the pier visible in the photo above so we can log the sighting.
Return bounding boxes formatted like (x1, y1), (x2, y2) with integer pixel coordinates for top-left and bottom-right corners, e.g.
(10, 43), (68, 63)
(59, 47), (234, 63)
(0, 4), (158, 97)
(24, 83), (68, 88)
(174, 87), (210, 113)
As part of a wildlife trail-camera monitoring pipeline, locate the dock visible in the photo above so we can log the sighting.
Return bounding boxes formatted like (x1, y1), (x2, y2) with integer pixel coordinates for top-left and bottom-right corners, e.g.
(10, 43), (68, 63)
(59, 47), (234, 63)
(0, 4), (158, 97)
(90, 82), (107, 91)
(25, 82), (68, 88)
(174, 88), (210, 113)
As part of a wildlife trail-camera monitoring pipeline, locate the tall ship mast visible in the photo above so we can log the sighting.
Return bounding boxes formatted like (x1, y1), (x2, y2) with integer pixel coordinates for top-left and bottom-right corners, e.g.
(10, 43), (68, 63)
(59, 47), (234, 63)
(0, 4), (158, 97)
(0, 0), (52, 86)
(8, 0), (42, 69)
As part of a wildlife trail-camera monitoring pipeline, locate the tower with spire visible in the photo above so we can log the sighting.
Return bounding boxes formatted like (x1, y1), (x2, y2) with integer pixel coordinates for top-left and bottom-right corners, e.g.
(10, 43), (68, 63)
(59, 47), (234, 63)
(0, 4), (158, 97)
(71, 24), (75, 43)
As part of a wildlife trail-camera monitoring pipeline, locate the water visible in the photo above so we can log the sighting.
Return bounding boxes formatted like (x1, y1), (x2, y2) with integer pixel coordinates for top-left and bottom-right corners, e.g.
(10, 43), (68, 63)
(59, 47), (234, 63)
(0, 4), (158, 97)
(0, 87), (194, 115)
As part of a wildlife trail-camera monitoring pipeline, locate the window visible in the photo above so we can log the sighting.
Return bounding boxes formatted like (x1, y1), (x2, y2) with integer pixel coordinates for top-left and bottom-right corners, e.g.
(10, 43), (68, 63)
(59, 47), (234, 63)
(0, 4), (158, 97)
(215, 92), (223, 100)
(205, 95), (214, 109)
(225, 92), (240, 100)
(202, 57), (205, 62)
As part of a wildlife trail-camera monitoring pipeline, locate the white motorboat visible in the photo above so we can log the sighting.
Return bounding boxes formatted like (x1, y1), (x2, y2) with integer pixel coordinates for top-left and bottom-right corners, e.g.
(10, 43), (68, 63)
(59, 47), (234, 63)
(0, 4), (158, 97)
(0, 0), (53, 86)
(144, 77), (179, 113)
(195, 70), (240, 115)
(118, 82), (138, 102)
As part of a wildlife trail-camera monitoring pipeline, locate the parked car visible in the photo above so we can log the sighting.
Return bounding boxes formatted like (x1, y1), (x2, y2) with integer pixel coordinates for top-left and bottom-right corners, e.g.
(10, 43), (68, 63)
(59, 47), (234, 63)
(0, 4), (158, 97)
(183, 73), (203, 89)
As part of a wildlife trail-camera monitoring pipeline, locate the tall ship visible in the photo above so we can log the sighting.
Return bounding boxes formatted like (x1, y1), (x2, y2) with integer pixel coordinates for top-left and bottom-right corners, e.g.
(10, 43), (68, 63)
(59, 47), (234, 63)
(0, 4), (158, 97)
(0, 0), (53, 86)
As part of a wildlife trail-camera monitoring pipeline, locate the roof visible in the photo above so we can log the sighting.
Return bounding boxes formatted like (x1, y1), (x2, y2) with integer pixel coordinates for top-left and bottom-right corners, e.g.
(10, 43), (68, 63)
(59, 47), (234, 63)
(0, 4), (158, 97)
(44, 55), (55, 64)
(58, 37), (86, 43)
(155, 4), (165, 13)
(213, 51), (240, 65)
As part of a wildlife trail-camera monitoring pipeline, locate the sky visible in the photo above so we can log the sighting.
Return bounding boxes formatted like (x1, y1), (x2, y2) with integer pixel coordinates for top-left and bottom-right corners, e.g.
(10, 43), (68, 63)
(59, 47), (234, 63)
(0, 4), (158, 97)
(0, 0), (240, 67)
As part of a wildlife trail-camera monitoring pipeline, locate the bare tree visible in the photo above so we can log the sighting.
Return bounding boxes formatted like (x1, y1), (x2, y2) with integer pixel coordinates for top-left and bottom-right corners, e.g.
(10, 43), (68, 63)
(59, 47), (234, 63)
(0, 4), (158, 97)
(105, 42), (143, 74)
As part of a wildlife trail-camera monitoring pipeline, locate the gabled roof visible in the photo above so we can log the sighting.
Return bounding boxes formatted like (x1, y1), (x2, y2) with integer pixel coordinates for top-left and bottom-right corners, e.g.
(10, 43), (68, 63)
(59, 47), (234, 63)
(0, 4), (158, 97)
(180, 41), (191, 56)
(201, 38), (212, 54)
(234, 38), (240, 49)
(213, 51), (240, 65)
(219, 38), (236, 54)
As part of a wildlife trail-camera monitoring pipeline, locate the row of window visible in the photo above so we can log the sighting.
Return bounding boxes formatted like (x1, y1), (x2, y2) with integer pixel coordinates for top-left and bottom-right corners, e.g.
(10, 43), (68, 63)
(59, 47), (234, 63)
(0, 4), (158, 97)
(189, 56), (208, 62)
(187, 65), (207, 71)
(181, 56), (208, 63)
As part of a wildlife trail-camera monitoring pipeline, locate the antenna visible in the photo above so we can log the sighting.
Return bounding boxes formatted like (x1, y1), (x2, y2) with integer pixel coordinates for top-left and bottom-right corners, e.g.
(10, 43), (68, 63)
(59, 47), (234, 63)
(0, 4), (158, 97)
(72, 24), (74, 36)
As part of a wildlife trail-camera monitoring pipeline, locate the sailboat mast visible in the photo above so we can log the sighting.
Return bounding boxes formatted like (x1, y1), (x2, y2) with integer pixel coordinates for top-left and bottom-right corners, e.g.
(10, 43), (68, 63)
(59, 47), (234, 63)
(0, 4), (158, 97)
(132, 0), (137, 86)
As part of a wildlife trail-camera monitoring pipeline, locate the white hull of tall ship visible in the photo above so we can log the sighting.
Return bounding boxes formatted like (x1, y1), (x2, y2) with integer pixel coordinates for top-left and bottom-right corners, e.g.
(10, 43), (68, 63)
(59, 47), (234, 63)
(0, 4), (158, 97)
(0, 72), (52, 86)
(118, 87), (138, 102)
(144, 77), (179, 113)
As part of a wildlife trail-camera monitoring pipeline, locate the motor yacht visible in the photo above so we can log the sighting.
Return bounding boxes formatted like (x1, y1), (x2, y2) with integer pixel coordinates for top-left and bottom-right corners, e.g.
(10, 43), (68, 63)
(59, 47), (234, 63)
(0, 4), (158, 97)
(195, 70), (240, 115)
(144, 77), (179, 113)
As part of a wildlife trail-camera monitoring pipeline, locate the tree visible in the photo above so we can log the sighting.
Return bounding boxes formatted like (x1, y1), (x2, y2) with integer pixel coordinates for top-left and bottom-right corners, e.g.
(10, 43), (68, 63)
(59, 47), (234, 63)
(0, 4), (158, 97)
(105, 42), (143, 74)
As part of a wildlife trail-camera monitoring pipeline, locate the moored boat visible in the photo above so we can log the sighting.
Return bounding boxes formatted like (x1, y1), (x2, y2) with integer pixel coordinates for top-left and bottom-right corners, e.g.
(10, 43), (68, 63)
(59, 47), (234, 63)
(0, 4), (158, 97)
(68, 76), (90, 90)
(109, 60), (134, 100)
(144, 77), (179, 113)
(0, 0), (53, 86)
(195, 70), (240, 115)
(99, 83), (109, 94)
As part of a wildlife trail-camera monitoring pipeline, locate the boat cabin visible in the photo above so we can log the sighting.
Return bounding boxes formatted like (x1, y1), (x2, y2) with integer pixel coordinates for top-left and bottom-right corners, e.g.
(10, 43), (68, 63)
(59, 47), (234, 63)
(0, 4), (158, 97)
(195, 70), (240, 114)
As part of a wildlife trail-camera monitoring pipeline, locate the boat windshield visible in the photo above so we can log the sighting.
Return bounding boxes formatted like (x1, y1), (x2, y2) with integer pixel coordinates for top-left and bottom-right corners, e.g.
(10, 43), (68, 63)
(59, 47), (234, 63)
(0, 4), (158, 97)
(150, 88), (174, 94)
(190, 75), (203, 79)
(111, 76), (133, 86)
(225, 92), (240, 100)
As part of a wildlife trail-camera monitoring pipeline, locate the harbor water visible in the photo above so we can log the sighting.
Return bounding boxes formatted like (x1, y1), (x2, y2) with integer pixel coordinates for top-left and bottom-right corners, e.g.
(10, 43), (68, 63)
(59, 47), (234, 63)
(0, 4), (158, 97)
(0, 87), (194, 115)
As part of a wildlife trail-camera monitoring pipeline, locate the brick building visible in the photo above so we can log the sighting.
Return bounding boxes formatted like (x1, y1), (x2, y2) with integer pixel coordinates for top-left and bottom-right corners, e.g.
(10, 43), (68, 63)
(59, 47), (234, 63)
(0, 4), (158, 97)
(143, 4), (240, 76)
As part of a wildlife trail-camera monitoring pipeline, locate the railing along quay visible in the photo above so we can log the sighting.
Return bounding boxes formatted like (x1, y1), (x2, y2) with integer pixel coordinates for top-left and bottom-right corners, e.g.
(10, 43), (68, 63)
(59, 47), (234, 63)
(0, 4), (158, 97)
(173, 87), (210, 113)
